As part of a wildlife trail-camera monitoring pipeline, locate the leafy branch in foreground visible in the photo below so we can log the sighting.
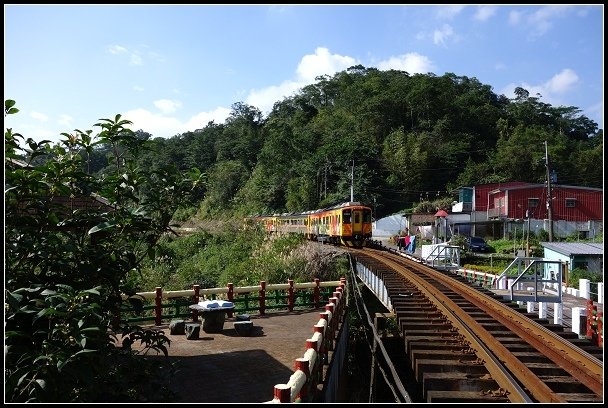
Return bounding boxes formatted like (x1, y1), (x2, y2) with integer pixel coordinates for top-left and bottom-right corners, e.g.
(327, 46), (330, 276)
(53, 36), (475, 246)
(5, 99), (203, 402)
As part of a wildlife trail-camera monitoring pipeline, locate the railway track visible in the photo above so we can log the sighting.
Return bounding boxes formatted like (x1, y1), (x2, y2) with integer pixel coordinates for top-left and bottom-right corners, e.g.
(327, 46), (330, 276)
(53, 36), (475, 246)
(350, 247), (603, 403)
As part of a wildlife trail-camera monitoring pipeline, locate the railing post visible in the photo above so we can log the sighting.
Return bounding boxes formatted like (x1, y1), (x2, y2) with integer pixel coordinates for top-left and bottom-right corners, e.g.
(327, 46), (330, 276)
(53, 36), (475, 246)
(313, 321), (326, 379)
(259, 281), (266, 315)
(294, 358), (310, 401)
(227, 283), (234, 318)
(586, 300), (595, 337)
(288, 279), (295, 312)
(272, 384), (291, 403)
(597, 312), (603, 347)
(192, 284), (200, 322)
(313, 278), (320, 308)
(155, 287), (162, 326)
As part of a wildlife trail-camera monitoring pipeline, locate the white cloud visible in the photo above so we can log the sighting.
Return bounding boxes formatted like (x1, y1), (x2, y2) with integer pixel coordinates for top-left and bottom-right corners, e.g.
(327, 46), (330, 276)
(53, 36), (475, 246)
(544, 69), (579, 94)
(154, 99), (182, 114)
(30, 111), (48, 121)
(123, 106), (231, 138)
(246, 81), (303, 114)
(474, 6), (497, 22)
(500, 69), (580, 104)
(494, 62), (507, 71)
(435, 5), (465, 20)
(377, 53), (436, 74)
(147, 51), (166, 63)
(107, 45), (149, 65)
(508, 10), (522, 25)
(58, 114), (73, 127)
(130, 53), (143, 65)
(508, 6), (572, 37)
(133, 85), (145, 92)
(433, 24), (454, 46)
(527, 5), (570, 37)
(183, 107), (232, 130)
(585, 101), (603, 128)
(296, 47), (357, 82)
(246, 47), (358, 114)
(15, 123), (58, 141)
(108, 45), (128, 54)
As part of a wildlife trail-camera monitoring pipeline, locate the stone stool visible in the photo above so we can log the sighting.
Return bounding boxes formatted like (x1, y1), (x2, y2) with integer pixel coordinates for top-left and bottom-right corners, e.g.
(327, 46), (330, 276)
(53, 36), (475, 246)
(169, 319), (186, 335)
(185, 323), (201, 340)
(234, 320), (254, 336)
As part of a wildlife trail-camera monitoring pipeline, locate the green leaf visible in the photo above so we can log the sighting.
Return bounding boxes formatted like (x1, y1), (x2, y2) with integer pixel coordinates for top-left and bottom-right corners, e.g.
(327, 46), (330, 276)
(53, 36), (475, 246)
(88, 220), (118, 234)
(5, 291), (24, 309)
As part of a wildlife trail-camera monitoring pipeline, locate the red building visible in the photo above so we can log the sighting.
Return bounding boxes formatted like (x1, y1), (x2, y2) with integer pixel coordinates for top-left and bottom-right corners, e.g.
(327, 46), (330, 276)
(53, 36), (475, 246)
(484, 183), (602, 222)
(452, 182), (603, 239)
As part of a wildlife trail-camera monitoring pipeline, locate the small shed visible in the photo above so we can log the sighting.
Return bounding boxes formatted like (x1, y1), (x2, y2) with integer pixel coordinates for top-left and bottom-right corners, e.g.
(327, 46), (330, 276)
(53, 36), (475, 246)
(540, 242), (603, 275)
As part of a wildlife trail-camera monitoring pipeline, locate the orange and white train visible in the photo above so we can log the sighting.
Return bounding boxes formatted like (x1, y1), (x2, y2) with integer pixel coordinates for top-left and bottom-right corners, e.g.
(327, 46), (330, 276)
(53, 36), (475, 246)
(251, 202), (373, 248)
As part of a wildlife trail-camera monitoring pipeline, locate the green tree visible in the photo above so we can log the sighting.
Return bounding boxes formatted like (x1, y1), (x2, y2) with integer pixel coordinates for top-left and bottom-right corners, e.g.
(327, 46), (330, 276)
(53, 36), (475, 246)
(5, 100), (203, 402)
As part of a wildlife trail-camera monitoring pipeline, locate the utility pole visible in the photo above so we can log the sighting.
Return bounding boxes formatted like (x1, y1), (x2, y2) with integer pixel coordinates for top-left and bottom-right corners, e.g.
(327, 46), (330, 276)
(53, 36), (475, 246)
(324, 164), (327, 199)
(350, 159), (354, 203)
(544, 141), (553, 241)
(526, 209), (531, 257)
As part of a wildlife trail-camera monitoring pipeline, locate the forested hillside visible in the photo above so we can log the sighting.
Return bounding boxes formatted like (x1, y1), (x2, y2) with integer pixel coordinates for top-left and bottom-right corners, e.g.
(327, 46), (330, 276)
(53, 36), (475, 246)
(81, 66), (602, 219)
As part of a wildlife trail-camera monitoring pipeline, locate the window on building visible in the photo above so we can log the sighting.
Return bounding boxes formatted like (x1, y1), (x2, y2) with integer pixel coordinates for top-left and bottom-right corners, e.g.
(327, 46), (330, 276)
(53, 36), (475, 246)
(565, 198), (576, 208)
(528, 198), (539, 208)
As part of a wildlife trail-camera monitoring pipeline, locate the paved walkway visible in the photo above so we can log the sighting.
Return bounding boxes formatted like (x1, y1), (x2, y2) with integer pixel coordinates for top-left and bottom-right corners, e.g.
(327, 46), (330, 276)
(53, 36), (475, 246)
(143, 309), (325, 403)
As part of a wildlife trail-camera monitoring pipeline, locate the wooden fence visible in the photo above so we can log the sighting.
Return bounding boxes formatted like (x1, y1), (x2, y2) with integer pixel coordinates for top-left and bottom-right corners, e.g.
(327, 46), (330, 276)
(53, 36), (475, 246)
(120, 278), (341, 325)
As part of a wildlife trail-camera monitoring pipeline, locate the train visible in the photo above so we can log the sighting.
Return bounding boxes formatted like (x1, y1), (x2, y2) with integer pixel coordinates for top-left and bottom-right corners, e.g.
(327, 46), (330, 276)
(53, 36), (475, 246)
(250, 201), (373, 248)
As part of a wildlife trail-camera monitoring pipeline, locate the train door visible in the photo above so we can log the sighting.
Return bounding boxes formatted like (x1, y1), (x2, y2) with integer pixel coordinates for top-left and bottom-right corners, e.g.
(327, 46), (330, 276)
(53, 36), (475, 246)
(352, 208), (363, 237)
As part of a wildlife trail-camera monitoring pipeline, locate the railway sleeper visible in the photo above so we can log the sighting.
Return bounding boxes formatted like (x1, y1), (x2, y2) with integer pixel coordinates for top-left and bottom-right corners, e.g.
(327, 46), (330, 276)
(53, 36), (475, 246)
(519, 362), (570, 376)
(402, 329), (456, 345)
(539, 375), (599, 394)
(502, 342), (542, 352)
(400, 321), (451, 331)
(425, 390), (510, 403)
(478, 322), (509, 331)
(415, 358), (488, 378)
(396, 313), (444, 321)
(422, 371), (501, 399)
(409, 348), (478, 364)
(408, 343), (472, 363)
(404, 334), (461, 350)
(555, 392), (604, 403)
(510, 351), (556, 363)
(494, 336), (530, 344)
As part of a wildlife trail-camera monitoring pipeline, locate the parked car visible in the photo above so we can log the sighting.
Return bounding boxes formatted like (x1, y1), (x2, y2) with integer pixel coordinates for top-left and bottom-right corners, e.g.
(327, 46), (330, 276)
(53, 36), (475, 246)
(466, 236), (491, 252)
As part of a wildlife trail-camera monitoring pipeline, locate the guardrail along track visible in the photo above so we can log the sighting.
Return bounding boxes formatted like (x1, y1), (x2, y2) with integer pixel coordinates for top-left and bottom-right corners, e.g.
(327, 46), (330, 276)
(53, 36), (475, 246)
(351, 248), (603, 403)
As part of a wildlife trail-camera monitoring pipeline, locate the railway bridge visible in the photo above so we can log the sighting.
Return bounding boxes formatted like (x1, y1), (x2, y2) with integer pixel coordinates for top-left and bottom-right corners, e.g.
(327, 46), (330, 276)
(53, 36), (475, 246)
(352, 242), (603, 403)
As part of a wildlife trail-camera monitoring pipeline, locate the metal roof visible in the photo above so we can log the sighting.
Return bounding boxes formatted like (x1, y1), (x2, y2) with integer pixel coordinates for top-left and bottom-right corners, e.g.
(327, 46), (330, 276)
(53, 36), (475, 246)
(540, 242), (603, 256)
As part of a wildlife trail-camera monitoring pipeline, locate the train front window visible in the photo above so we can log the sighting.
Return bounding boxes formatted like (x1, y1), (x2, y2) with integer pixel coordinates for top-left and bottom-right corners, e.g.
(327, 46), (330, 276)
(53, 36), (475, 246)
(354, 212), (360, 223)
(363, 209), (371, 223)
(342, 210), (351, 224)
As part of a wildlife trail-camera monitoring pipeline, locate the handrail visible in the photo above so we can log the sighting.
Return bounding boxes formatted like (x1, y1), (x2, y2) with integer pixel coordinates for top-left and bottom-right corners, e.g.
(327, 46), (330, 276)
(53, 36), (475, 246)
(269, 279), (347, 403)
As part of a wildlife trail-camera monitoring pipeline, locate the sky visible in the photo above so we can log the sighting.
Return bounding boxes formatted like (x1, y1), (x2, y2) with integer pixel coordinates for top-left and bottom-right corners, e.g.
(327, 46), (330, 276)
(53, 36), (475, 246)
(4, 4), (604, 146)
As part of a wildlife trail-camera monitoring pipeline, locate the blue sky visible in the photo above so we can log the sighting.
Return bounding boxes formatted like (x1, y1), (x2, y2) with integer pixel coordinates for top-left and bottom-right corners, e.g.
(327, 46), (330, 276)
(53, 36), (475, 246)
(4, 5), (604, 145)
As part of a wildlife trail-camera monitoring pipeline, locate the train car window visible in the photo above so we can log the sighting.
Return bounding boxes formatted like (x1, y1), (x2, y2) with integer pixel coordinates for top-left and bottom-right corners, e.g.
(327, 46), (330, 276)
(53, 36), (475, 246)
(354, 212), (360, 223)
(343, 209), (351, 224)
(363, 209), (371, 223)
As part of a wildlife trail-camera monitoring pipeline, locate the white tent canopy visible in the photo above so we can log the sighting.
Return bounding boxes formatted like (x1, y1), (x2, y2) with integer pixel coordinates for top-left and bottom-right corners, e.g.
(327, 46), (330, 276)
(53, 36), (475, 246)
(372, 214), (404, 238)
